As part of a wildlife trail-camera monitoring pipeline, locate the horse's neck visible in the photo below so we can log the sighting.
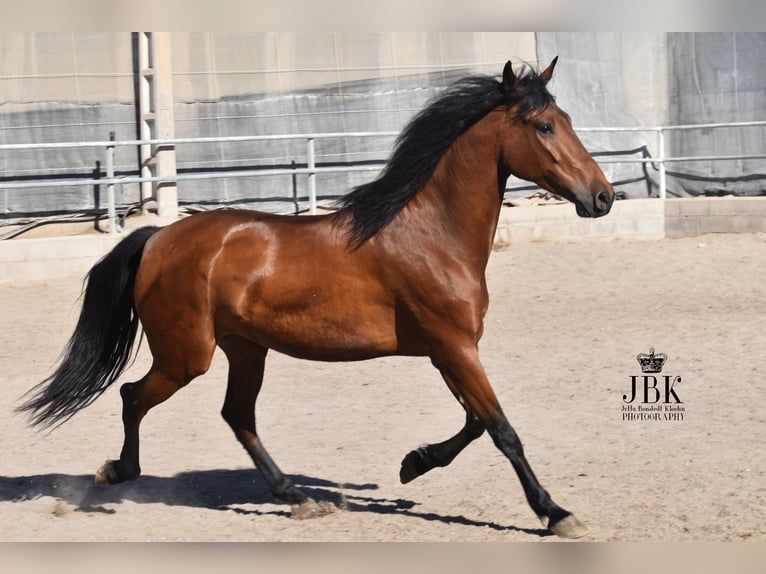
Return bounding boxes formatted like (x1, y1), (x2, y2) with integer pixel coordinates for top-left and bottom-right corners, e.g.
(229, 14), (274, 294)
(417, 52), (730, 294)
(416, 113), (507, 268)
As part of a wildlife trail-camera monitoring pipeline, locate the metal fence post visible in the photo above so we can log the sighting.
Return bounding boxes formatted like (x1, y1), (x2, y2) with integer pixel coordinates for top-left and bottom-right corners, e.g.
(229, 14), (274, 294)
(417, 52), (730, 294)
(307, 137), (317, 215)
(657, 128), (667, 199)
(106, 131), (117, 233)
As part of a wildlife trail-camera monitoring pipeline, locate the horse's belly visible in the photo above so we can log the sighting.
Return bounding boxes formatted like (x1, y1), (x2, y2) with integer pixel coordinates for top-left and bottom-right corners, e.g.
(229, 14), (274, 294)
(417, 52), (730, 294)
(236, 306), (406, 361)
(218, 286), (427, 361)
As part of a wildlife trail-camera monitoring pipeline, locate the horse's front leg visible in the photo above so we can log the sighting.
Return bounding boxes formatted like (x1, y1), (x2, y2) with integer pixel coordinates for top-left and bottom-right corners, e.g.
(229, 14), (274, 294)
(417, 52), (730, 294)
(400, 399), (484, 483)
(428, 340), (588, 539)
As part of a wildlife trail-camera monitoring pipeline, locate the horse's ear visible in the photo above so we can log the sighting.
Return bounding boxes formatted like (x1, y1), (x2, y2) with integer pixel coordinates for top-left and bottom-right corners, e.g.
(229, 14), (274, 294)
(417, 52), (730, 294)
(540, 56), (558, 86)
(502, 60), (517, 93)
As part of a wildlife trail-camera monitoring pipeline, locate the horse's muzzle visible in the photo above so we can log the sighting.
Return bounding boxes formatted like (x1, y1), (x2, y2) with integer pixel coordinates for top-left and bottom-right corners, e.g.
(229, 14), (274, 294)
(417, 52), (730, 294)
(575, 187), (614, 218)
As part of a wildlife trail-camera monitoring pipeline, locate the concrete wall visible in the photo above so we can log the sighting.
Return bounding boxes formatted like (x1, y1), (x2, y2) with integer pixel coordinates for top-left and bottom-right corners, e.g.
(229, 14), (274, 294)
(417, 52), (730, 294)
(495, 199), (666, 246)
(0, 233), (121, 281)
(664, 197), (766, 237)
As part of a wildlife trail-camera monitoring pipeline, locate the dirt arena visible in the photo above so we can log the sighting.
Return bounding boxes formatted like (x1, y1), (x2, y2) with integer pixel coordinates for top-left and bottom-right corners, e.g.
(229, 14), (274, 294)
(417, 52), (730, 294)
(1, 232), (764, 542)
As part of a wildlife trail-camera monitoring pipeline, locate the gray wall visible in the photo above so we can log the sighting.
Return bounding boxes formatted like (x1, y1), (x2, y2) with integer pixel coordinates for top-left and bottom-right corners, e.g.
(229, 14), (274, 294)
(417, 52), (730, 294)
(538, 32), (766, 198)
(167, 32), (537, 212)
(1, 33), (138, 218)
(666, 33), (766, 196)
(2, 32), (765, 223)
(1, 32), (537, 219)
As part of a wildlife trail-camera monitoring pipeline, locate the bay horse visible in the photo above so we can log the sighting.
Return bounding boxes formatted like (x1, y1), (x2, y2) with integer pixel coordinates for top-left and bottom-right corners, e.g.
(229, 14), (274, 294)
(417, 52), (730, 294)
(19, 58), (613, 538)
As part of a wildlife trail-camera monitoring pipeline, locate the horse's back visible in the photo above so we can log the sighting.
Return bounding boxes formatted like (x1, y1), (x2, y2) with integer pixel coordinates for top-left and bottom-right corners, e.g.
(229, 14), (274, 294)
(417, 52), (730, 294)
(137, 208), (339, 280)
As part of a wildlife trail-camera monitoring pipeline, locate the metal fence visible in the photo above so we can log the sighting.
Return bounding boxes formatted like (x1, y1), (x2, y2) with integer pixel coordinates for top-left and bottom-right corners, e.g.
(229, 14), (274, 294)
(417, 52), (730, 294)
(1, 121), (766, 235)
(578, 121), (766, 202)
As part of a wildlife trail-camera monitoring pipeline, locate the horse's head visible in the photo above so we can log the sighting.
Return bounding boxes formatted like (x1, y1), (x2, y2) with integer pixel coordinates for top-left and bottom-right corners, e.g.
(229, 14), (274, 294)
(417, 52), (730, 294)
(498, 58), (614, 218)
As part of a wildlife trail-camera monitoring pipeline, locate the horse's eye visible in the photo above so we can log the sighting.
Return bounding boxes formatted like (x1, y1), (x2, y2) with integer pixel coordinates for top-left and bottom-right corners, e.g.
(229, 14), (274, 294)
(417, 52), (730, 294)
(536, 122), (554, 135)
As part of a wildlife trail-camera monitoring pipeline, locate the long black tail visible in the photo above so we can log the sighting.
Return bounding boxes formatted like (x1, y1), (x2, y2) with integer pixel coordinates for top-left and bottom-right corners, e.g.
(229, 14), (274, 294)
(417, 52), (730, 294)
(18, 226), (160, 429)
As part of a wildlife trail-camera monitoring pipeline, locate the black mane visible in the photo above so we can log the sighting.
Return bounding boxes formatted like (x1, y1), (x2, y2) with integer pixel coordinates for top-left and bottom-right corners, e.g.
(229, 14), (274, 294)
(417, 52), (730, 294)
(335, 65), (556, 246)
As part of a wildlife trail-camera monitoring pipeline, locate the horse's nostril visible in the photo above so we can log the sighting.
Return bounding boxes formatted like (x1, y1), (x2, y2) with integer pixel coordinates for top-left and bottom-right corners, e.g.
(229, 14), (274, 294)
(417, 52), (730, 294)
(595, 189), (613, 213)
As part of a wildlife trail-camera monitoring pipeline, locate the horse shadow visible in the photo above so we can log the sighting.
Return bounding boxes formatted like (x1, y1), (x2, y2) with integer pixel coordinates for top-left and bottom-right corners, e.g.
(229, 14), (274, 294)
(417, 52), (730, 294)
(0, 469), (550, 537)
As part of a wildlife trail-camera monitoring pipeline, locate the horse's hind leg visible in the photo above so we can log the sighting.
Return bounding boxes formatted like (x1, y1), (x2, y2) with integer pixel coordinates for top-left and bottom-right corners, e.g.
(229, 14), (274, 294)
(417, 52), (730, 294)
(95, 367), (190, 484)
(400, 380), (485, 483)
(219, 336), (333, 518)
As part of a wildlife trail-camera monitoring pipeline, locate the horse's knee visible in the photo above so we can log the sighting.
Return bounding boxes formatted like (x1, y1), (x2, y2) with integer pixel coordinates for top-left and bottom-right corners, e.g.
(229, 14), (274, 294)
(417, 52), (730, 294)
(487, 417), (525, 458)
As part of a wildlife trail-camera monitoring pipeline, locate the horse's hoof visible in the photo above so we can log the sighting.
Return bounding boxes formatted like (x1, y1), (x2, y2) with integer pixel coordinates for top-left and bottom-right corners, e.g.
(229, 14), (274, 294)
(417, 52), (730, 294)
(399, 447), (431, 484)
(399, 451), (421, 484)
(549, 513), (589, 539)
(95, 460), (120, 485)
(95, 459), (138, 485)
(290, 498), (336, 520)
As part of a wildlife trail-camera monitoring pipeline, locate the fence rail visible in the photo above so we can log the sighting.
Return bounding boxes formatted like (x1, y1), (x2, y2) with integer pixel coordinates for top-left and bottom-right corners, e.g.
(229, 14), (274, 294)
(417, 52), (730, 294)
(2, 122), (765, 234)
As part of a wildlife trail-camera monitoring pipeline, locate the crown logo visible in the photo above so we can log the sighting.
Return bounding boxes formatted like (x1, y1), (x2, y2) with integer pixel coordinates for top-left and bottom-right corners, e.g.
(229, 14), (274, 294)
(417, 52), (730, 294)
(636, 347), (667, 373)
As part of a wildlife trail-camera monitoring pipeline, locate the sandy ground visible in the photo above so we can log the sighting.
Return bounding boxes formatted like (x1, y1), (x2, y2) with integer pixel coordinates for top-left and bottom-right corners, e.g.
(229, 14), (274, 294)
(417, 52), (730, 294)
(0, 232), (764, 542)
